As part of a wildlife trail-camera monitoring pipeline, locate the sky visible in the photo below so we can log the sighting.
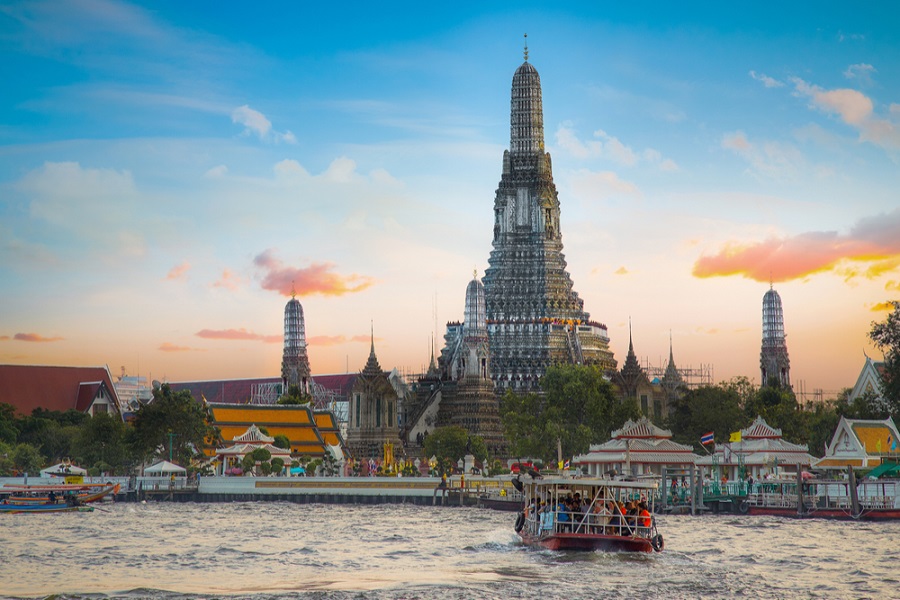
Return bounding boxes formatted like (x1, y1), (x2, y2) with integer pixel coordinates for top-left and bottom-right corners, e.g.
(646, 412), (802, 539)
(2, 1), (900, 398)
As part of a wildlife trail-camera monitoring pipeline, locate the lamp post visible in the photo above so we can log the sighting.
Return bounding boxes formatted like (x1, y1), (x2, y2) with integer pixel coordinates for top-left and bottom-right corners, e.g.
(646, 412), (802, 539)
(167, 431), (176, 462)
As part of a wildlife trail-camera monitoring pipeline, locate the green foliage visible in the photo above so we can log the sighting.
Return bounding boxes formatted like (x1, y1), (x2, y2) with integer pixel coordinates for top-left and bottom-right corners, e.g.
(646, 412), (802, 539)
(423, 426), (486, 472)
(869, 301), (900, 422)
(0, 440), (16, 475)
(667, 384), (745, 450)
(270, 457), (285, 474)
(0, 403), (19, 445)
(13, 442), (43, 474)
(277, 385), (311, 405)
(250, 447), (271, 462)
(128, 384), (219, 465)
(500, 364), (639, 463)
(744, 383), (802, 440)
(273, 434), (291, 449)
(73, 412), (129, 474)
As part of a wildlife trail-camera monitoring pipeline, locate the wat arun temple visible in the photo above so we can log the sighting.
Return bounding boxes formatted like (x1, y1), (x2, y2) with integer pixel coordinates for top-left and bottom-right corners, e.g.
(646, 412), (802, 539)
(481, 48), (617, 394)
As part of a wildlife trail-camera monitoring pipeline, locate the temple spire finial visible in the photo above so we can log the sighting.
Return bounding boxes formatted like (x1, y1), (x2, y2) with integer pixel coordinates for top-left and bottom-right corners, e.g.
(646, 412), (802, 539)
(291, 280), (296, 299)
(523, 33), (529, 62)
(370, 320), (375, 355)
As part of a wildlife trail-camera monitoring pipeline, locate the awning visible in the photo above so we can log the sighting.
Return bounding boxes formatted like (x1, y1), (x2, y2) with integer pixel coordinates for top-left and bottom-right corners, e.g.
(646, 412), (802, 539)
(866, 461), (900, 479)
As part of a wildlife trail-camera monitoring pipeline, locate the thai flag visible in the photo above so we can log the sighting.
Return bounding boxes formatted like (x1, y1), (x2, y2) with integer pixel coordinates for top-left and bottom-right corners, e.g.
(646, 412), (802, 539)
(563, 459), (570, 470)
(700, 432), (715, 445)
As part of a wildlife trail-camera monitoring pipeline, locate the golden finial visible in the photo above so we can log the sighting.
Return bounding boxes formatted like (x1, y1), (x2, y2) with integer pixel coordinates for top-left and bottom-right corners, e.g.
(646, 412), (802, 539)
(473, 267), (478, 280)
(291, 280), (296, 299)
(524, 33), (529, 61)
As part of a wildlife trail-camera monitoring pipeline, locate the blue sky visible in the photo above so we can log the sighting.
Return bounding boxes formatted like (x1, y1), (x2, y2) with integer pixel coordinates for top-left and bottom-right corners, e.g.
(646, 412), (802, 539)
(2, 1), (900, 396)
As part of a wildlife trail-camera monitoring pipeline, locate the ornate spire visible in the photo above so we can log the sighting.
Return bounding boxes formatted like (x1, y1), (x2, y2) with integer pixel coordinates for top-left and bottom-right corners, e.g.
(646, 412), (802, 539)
(523, 33), (529, 62)
(362, 321), (382, 377)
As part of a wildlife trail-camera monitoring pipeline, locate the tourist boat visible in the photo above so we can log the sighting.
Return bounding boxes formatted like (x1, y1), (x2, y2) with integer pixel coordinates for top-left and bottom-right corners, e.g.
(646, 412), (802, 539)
(2, 482), (120, 505)
(514, 476), (664, 553)
(744, 472), (900, 520)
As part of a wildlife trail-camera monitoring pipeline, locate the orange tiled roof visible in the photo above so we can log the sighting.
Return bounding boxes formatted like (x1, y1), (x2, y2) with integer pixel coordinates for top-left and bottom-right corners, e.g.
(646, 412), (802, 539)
(852, 423), (894, 453)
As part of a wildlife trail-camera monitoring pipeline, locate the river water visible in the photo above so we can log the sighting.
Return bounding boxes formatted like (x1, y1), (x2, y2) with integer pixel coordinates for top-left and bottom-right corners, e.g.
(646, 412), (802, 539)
(1, 502), (896, 599)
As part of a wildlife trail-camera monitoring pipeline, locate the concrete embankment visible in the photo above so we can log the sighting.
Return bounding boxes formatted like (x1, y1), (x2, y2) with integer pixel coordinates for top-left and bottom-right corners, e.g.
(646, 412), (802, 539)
(127, 476), (470, 506)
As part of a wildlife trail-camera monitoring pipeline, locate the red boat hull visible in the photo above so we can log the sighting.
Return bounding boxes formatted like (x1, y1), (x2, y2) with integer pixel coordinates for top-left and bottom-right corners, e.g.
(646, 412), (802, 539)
(519, 531), (654, 552)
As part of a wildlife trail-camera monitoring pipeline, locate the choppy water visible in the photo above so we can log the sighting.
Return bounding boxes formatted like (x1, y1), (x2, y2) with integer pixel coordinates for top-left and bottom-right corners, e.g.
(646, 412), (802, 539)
(1, 501), (897, 599)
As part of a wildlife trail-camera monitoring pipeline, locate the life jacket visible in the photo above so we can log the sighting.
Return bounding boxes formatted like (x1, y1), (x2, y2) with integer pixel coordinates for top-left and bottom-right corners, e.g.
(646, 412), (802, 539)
(640, 509), (651, 528)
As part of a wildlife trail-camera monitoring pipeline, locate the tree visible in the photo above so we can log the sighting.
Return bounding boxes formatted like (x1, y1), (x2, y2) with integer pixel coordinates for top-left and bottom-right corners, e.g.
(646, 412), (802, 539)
(129, 384), (219, 465)
(869, 301), (900, 422)
(273, 434), (291, 449)
(500, 364), (640, 463)
(667, 384), (744, 450)
(277, 385), (311, 405)
(423, 426), (486, 472)
(0, 440), (16, 475)
(0, 403), (19, 445)
(74, 412), (128, 473)
(13, 442), (43, 474)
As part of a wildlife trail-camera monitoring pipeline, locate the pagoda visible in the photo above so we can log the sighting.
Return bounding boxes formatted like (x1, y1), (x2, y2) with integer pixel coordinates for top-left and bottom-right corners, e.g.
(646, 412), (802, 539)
(482, 40), (616, 392)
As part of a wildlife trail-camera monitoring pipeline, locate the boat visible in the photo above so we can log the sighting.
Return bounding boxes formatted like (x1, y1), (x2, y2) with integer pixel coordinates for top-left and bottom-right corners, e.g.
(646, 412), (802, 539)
(0, 502), (95, 514)
(2, 482), (120, 505)
(514, 475), (664, 553)
(744, 472), (900, 520)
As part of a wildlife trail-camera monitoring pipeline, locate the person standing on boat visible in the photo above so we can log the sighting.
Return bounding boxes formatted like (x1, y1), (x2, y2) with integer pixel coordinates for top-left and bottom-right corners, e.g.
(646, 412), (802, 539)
(48, 490), (56, 504)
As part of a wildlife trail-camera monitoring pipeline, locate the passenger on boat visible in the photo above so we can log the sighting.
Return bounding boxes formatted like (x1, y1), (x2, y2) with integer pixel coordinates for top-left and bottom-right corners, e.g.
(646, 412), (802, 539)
(48, 491), (56, 504)
(556, 498), (571, 532)
(638, 501), (652, 536)
(592, 498), (611, 534)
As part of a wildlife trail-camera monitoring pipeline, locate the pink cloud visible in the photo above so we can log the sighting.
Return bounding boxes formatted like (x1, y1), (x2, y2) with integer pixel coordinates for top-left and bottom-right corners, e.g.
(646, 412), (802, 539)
(0, 335), (9, 340)
(212, 269), (241, 291)
(196, 328), (282, 344)
(693, 209), (900, 282)
(308, 335), (376, 347)
(253, 249), (375, 297)
(166, 262), (191, 281)
(14, 333), (64, 342)
(159, 342), (195, 352)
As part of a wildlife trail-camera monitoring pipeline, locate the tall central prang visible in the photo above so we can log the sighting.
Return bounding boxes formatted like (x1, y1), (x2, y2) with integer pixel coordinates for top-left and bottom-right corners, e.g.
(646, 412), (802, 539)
(483, 43), (617, 393)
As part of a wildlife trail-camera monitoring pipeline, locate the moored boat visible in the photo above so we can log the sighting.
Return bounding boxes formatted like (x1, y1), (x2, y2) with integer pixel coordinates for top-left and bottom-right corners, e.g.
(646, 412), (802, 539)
(2, 482), (120, 505)
(515, 476), (664, 553)
(0, 502), (95, 514)
(745, 474), (900, 520)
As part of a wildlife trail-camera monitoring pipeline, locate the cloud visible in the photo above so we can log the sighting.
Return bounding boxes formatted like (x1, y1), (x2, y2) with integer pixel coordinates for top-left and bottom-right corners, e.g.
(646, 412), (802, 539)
(253, 249), (375, 296)
(308, 334), (374, 347)
(231, 105), (296, 144)
(790, 77), (900, 150)
(205, 165), (228, 178)
(749, 70), (783, 88)
(871, 302), (897, 312)
(614, 267), (629, 275)
(196, 328), (282, 343)
(886, 281), (900, 292)
(844, 63), (876, 83)
(693, 208), (900, 282)
(158, 342), (195, 352)
(555, 124), (677, 171)
(570, 169), (640, 203)
(721, 131), (803, 180)
(14, 333), (64, 342)
(0, 336), (9, 340)
(16, 161), (146, 260)
(212, 269), (241, 291)
(165, 262), (190, 281)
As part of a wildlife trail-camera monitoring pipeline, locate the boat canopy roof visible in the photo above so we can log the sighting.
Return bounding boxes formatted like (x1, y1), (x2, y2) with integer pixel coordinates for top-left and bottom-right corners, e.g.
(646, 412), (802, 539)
(523, 476), (658, 490)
